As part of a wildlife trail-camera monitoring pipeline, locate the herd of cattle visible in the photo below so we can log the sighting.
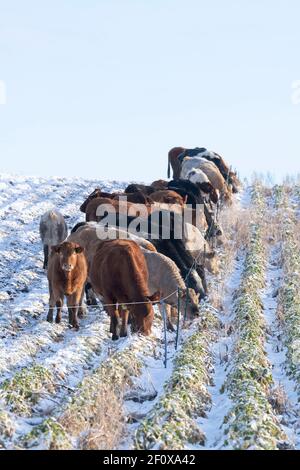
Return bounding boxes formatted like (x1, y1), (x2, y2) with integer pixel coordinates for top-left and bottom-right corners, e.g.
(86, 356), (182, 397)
(39, 147), (240, 340)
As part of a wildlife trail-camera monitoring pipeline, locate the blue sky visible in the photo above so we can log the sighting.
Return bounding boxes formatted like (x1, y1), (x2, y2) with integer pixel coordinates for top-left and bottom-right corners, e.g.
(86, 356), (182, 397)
(0, 0), (300, 182)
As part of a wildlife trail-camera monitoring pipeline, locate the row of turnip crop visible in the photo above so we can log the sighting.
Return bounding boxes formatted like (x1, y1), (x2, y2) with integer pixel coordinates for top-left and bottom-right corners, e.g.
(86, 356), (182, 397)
(221, 186), (286, 450)
(276, 186), (300, 394)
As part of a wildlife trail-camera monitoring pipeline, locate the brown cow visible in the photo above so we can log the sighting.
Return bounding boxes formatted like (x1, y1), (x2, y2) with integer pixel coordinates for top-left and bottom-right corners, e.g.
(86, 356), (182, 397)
(47, 242), (88, 329)
(85, 196), (185, 223)
(85, 197), (115, 222)
(115, 192), (153, 204)
(80, 189), (152, 213)
(150, 179), (169, 190)
(85, 197), (152, 223)
(125, 183), (156, 195)
(150, 190), (186, 207)
(89, 239), (159, 340)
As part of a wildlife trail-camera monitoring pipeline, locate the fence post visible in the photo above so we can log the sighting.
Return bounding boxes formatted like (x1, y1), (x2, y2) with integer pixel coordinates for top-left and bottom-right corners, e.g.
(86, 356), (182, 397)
(160, 300), (168, 368)
(184, 286), (189, 322)
(175, 288), (181, 350)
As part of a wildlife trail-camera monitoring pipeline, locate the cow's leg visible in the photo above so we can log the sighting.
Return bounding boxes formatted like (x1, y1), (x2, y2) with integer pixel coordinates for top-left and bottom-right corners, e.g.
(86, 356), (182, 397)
(78, 288), (87, 318)
(196, 264), (208, 294)
(52, 289), (64, 324)
(47, 286), (56, 323)
(171, 306), (178, 322)
(172, 157), (182, 179)
(47, 282), (61, 323)
(158, 303), (175, 332)
(113, 307), (122, 340)
(119, 306), (129, 337)
(55, 298), (63, 324)
(130, 309), (138, 333)
(43, 245), (49, 270)
(203, 203), (214, 238)
(167, 305), (176, 332)
(107, 304), (121, 340)
(67, 293), (80, 330)
(109, 313), (114, 334)
(85, 282), (98, 306)
(165, 304), (175, 332)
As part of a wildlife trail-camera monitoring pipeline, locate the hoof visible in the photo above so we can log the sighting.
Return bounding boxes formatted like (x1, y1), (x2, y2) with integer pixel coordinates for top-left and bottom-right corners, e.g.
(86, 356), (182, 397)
(47, 316), (53, 323)
(112, 334), (119, 341)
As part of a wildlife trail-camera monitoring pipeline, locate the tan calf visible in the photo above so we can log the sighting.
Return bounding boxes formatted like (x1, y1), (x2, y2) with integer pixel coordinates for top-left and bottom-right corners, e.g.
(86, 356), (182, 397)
(47, 242), (88, 330)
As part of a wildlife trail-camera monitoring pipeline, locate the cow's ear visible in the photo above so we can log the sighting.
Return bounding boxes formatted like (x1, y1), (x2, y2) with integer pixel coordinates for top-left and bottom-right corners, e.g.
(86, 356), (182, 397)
(148, 291), (161, 303)
(75, 246), (84, 254)
(205, 251), (215, 259)
(52, 245), (61, 254)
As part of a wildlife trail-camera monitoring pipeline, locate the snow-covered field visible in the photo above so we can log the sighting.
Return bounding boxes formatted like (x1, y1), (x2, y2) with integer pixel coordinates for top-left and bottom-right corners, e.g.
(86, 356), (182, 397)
(0, 174), (300, 450)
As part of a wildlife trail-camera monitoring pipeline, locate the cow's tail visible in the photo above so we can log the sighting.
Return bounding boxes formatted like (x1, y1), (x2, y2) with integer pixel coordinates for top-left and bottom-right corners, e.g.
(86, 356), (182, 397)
(167, 155), (171, 179)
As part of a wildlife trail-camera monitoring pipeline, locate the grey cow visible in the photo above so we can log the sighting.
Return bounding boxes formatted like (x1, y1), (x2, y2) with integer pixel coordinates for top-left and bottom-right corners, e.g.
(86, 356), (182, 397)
(39, 210), (68, 269)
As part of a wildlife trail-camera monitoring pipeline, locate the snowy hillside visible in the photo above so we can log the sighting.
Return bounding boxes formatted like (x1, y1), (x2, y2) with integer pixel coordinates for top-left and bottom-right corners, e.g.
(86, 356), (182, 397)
(0, 174), (300, 450)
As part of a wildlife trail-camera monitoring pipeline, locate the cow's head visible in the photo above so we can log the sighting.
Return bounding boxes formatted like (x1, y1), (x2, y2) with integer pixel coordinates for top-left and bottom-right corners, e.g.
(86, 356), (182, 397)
(80, 188), (102, 213)
(52, 242), (84, 272)
(204, 250), (220, 275)
(187, 169), (208, 185)
(131, 292), (159, 336)
(180, 288), (200, 319)
(196, 181), (220, 204)
(186, 170), (220, 203)
(228, 171), (240, 193)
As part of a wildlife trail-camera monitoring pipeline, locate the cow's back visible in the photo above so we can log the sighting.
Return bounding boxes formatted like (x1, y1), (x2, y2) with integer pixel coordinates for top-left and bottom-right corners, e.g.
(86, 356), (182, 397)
(183, 223), (208, 253)
(187, 158), (227, 192)
(69, 223), (157, 256)
(142, 248), (184, 293)
(91, 240), (150, 302)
